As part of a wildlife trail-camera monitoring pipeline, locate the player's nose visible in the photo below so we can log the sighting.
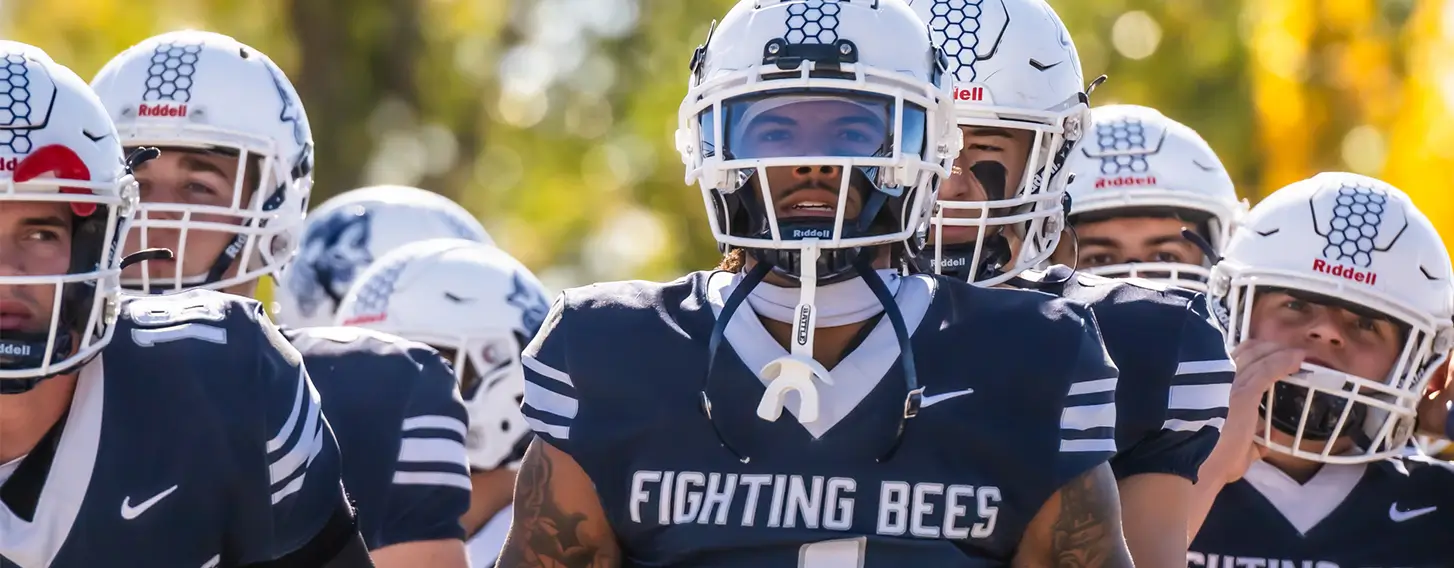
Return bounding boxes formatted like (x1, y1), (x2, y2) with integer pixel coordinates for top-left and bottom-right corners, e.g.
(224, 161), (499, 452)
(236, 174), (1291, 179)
(1302, 312), (1346, 348)
(791, 165), (841, 183)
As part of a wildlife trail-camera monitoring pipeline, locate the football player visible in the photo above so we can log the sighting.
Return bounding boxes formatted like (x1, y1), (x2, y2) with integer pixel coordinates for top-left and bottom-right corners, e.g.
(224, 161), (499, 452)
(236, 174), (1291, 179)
(1052, 104), (1246, 292)
(907, 3), (1238, 564)
(1188, 172), (1454, 565)
(500, 0), (1135, 566)
(332, 239), (547, 567)
(90, 31), (470, 567)
(0, 41), (372, 567)
(272, 184), (494, 329)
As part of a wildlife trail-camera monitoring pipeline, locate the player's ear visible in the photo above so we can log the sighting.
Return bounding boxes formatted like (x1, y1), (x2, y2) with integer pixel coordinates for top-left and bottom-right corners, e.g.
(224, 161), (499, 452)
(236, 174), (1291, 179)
(1424, 358), (1451, 398)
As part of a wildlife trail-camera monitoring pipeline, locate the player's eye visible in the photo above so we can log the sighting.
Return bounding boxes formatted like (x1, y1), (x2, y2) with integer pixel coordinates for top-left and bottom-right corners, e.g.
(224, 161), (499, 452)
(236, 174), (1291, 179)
(1281, 298), (1309, 312)
(968, 143), (1003, 152)
(186, 181), (221, 197)
(837, 128), (874, 143)
(1353, 316), (1382, 333)
(22, 228), (63, 242)
(755, 128), (791, 143)
(1152, 250), (1184, 263)
(1083, 253), (1116, 266)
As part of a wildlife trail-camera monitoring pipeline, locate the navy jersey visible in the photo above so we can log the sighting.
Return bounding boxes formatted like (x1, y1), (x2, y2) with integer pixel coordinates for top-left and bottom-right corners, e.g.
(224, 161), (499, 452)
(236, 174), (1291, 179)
(0, 291), (348, 568)
(1022, 266), (1234, 481)
(520, 270), (1121, 567)
(284, 326), (471, 550)
(1190, 456), (1454, 567)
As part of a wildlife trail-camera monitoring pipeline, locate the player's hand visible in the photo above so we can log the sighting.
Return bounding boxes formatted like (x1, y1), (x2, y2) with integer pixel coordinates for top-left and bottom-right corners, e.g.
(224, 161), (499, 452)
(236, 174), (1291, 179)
(1204, 339), (1304, 485)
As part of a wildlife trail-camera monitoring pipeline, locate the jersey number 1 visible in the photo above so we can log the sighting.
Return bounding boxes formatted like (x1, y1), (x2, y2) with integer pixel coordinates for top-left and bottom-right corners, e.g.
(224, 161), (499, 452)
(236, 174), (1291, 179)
(799, 537), (866, 568)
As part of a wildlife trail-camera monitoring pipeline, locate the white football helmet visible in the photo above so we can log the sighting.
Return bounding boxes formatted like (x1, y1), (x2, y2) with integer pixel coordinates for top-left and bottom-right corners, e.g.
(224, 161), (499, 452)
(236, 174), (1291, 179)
(912, 0), (1091, 286)
(0, 42), (138, 390)
(335, 239), (548, 471)
(1062, 104), (1245, 291)
(91, 30), (314, 294)
(1209, 172), (1454, 464)
(676, 0), (959, 282)
(273, 185), (493, 328)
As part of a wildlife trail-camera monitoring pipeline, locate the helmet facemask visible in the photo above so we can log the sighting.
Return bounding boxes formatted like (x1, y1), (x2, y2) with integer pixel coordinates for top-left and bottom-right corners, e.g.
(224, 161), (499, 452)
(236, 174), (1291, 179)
(0, 150), (137, 391)
(924, 103), (1086, 285)
(1212, 280), (1454, 464)
(121, 139), (312, 295)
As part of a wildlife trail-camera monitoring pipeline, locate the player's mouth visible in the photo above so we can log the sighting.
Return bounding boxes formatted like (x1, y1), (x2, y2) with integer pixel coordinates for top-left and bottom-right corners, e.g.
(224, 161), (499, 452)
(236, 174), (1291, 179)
(778, 189), (844, 220)
(0, 301), (36, 331)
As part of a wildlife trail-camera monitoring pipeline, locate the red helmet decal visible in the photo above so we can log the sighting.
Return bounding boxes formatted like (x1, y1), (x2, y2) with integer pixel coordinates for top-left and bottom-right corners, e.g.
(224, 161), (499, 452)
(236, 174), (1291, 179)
(13, 144), (97, 217)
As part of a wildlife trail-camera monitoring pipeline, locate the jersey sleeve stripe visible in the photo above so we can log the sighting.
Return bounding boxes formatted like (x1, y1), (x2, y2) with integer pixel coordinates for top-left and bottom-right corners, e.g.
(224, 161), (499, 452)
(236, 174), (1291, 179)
(1168, 383), (1232, 411)
(266, 368), (307, 453)
(402, 415), (468, 438)
(1176, 359), (1236, 375)
(270, 425), (324, 505)
(523, 355), (572, 388)
(268, 369), (323, 485)
(1060, 438), (1117, 453)
(1162, 417), (1227, 432)
(398, 438), (471, 470)
(1061, 403), (1117, 431)
(392, 471), (473, 492)
(1067, 377), (1117, 396)
(523, 414), (570, 440)
(524, 381), (579, 419)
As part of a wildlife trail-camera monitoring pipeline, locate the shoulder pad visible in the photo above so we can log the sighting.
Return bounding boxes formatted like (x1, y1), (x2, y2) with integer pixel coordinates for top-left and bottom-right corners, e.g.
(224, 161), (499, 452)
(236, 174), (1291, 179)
(289, 325), (413, 347)
(123, 290), (235, 328)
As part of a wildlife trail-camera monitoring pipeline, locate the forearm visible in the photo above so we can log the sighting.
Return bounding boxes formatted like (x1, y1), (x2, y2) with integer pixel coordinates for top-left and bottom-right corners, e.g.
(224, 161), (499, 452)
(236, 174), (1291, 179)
(496, 439), (620, 568)
(1117, 473), (1190, 568)
(1015, 464), (1135, 568)
(371, 540), (468, 568)
(1185, 451), (1233, 540)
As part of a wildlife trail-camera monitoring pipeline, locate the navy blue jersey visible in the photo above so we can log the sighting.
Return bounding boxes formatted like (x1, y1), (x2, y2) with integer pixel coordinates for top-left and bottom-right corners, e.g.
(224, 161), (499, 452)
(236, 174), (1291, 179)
(1021, 266), (1234, 481)
(0, 291), (347, 568)
(520, 270), (1121, 567)
(1190, 455), (1454, 567)
(284, 326), (471, 550)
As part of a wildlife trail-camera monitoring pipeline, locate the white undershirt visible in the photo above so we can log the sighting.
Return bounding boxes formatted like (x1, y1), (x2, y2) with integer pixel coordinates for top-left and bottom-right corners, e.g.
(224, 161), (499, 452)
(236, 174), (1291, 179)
(0, 454), (24, 487)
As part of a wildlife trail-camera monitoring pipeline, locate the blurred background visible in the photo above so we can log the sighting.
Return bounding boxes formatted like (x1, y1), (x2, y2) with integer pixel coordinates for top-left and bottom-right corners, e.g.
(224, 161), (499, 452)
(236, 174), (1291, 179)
(6, 0), (1454, 293)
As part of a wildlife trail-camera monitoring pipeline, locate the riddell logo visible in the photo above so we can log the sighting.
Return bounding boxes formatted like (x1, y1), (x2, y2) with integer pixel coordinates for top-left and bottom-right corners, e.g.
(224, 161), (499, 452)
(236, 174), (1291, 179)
(954, 86), (985, 102)
(0, 157), (15, 171)
(791, 228), (832, 239)
(1094, 175), (1157, 189)
(138, 103), (188, 118)
(1311, 259), (1377, 286)
(341, 313), (387, 326)
(0, 342), (32, 357)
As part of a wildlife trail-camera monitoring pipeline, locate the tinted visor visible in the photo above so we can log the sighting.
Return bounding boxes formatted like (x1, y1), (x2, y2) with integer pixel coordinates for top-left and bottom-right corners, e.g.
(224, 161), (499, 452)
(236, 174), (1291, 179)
(702, 90), (927, 161)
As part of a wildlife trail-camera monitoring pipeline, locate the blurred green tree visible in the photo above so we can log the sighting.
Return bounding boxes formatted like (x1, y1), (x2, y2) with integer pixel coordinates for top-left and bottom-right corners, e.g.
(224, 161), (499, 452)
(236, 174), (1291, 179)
(6, 0), (1453, 286)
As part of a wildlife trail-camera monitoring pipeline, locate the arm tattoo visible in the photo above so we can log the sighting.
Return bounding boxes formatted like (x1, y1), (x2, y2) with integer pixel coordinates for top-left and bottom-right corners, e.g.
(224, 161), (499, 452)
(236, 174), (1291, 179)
(1051, 466), (1131, 568)
(496, 449), (618, 568)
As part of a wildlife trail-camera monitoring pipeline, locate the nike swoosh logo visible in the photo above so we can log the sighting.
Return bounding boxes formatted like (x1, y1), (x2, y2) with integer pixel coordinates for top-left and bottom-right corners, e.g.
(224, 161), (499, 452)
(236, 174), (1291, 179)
(444, 292), (472, 303)
(921, 387), (975, 408)
(121, 485), (179, 520)
(1388, 503), (1437, 522)
(1028, 58), (1061, 72)
(82, 129), (111, 142)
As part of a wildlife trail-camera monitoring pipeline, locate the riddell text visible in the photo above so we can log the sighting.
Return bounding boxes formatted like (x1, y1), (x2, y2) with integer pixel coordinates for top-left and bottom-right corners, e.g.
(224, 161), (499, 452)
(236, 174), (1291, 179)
(138, 103), (188, 118)
(1311, 259), (1377, 286)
